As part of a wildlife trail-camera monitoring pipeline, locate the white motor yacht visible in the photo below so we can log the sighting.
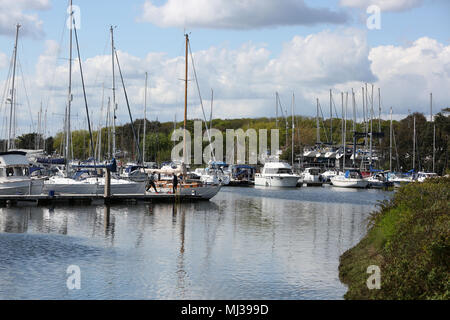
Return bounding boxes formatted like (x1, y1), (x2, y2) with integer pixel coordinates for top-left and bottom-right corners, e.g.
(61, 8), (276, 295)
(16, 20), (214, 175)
(0, 151), (44, 195)
(255, 160), (300, 187)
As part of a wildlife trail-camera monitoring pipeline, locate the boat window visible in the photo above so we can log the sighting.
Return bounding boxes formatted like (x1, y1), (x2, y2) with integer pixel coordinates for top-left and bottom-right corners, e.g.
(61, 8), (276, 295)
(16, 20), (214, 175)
(265, 168), (293, 175)
(6, 168), (14, 177)
(0, 168), (4, 177)
(13, 167), (28, 177)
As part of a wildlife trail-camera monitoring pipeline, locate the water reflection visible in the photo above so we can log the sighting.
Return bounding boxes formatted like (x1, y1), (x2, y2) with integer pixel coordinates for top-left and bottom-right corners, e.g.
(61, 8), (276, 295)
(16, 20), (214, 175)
(0, 187), (390, 300)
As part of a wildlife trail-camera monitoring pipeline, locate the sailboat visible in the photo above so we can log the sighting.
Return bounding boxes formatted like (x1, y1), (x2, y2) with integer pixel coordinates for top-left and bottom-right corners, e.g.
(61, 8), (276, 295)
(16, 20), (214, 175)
(0, 25), (44, 195)
(144, 34), (221, 200)
(43, 2), (145, 196)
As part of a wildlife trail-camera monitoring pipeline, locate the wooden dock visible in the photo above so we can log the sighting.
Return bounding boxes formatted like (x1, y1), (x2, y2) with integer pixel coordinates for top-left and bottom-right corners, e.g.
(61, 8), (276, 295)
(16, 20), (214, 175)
(0, 193), (209, 207)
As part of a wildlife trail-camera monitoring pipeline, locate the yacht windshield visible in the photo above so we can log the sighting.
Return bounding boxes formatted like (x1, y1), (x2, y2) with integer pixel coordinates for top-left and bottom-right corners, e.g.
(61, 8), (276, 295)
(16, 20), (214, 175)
(266, 168), (293, 175)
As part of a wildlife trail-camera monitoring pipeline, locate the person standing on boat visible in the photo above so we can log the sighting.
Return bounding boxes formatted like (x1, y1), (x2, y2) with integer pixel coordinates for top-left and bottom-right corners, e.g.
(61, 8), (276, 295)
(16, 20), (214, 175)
(172, 173), (178, 194)
(147, 172), (158, 193)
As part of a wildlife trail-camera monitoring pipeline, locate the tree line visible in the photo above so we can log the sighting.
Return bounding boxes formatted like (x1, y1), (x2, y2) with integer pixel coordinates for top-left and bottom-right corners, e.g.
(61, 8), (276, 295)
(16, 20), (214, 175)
(5, 108), (449, 174)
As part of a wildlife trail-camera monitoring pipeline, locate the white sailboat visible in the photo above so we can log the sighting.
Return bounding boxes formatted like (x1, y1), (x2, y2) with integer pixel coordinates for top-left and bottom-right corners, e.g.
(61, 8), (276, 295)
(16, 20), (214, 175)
(43, 2), (145, 196)
(331, 169), (369, 188)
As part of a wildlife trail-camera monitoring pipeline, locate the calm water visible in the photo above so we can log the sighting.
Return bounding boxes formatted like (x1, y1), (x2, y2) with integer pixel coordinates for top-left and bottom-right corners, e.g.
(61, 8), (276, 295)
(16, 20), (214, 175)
(0, 186), (391, 300)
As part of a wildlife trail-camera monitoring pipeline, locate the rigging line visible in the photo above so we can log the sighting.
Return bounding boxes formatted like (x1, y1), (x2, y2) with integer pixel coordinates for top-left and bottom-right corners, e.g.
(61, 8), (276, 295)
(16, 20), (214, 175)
(73, 17), (96, 165)
(188, 39), (216, 162)
(0, 48), (14, 142)
(46, 1), (70, 135)
(17, 58), (36, 133)
(114, 49), (142, 164)
(317, 101), (330, 143)
(330, 95), (340, 119)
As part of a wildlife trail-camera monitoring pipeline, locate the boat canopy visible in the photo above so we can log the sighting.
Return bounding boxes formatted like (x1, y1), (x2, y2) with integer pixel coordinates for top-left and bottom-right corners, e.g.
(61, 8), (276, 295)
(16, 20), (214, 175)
(0, 151), (29, 167)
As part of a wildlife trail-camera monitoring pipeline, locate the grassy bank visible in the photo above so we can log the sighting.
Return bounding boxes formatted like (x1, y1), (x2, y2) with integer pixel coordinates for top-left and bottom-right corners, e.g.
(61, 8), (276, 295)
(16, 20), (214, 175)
(339, 177), (450, 300)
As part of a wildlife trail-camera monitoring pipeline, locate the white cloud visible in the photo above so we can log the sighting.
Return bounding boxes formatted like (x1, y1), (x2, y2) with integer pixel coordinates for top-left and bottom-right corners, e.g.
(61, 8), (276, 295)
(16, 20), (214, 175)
(340, 0), (423, 12)
(369, 37), (450, 114)
(0, 0), (51, 38)
(27, 29), (375, 135)
(139, 0), (349, 29)
(9, 30), (450, 137)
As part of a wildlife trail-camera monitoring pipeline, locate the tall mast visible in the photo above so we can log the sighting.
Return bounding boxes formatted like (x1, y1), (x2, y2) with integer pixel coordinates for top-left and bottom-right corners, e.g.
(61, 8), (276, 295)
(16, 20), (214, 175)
(111, 26), (117, 159)
(292, 93), (295, 166)
(210, 89), (214, 130)
(316, 98), (320, 144)
(413, 115), (416, 171)
(364, 84), (368, 148)
(65, 1), (73, 168)
(330, 89), (333, 145)
(378, 88), (382, 146)
(431, 93), (435, 173)
(341, 92), (345, 171)
(183, 33), (189, 164)
(352, 89), (356, 133)
(370, 84), (374, 167)
(390, 107), (393, 172)
(143, 72), (148, 164)
(8, 24), (20, 151)
(344, 93), (348, 169)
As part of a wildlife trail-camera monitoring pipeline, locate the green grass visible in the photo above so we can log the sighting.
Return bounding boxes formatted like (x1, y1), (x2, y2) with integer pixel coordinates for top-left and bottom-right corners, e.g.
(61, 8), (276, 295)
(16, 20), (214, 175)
(339, 177), (450, 300)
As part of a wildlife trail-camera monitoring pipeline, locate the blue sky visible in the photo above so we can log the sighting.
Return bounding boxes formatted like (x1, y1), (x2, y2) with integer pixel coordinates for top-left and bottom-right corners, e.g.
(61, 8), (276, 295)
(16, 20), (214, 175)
(0, 0), (449, 136)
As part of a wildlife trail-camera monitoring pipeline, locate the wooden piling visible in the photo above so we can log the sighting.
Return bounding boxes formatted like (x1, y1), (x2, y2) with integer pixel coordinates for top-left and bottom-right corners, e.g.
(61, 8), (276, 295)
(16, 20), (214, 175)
(104, 168), (111, 203)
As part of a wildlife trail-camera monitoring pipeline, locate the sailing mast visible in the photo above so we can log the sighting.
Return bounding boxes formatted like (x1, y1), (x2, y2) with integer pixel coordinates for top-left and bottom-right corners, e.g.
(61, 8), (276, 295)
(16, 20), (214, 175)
(292, 93), (295, 167)
(184, 34), (189, 164)
(431, 93), (435, 173)
(369, 84), (374, 167)
(111, 26), (117, 159)
(341, 92), (345, 171)
(7, 24), (20, 151)
(329, 89), (333, 145)
(316, 98), (320, 144)
(143, 72), (148, 164)
(413, 115), (416, 171)
(390, 107), (393, 172)
(65, 1), (73, 172)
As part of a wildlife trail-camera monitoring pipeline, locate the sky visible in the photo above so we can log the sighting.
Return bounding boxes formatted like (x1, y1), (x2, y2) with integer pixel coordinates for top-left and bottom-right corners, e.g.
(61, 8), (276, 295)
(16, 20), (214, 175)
(0, 0), (449, 137)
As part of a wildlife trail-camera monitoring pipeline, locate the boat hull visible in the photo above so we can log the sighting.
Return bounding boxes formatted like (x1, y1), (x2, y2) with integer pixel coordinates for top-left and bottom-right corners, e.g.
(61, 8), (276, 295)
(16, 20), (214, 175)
(331, 178), (369, 189)
(43, 178), (146, 195)
(0, 179), (44, 196)
(255, 176), (299, 188)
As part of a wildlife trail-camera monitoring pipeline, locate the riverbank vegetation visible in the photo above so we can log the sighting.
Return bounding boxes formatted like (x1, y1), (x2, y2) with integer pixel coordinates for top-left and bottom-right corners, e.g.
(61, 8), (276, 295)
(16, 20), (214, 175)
(339, 176), (449, 299)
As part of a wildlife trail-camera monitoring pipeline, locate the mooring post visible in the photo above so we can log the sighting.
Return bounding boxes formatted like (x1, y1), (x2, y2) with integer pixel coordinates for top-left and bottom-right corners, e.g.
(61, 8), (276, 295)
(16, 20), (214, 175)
(104, 168), (111, 203)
